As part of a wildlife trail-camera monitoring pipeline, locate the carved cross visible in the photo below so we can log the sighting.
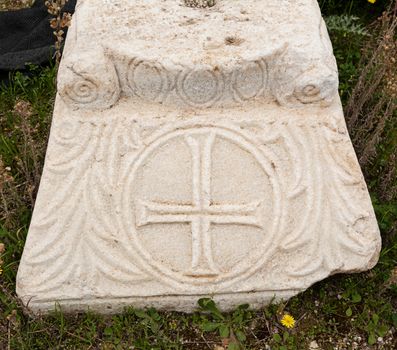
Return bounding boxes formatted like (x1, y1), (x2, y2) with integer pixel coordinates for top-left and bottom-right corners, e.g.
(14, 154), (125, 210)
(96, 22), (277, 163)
(136, 133), (264, 277)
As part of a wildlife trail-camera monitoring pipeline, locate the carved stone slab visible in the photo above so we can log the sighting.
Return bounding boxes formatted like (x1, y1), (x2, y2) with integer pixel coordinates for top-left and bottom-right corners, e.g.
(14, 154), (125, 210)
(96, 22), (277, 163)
(16, 0), (381, 313)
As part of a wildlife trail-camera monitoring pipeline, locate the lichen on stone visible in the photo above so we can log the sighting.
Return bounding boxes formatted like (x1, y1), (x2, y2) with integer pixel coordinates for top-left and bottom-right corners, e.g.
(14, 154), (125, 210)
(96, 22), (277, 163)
(184, 0), (216, 8)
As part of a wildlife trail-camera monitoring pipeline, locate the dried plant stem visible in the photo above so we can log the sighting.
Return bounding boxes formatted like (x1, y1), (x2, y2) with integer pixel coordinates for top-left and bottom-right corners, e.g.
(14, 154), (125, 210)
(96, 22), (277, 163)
(345, 3), (397, 202)
(45, 0), (72, 65)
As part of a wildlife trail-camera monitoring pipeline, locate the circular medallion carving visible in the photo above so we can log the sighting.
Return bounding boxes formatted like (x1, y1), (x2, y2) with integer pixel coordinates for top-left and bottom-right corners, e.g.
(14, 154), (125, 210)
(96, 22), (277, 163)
(232, 60), (267, 101)
(128, 59), (170, 102)
(122, 125), (282, 288)
(176, 69), (225, 107)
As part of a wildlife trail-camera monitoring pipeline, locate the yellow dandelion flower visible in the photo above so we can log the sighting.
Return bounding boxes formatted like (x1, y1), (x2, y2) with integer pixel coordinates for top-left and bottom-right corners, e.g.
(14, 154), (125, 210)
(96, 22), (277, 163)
(0, 267), (3, 275)
(367, 0), (376, 3)
(281, 314), (295, 329)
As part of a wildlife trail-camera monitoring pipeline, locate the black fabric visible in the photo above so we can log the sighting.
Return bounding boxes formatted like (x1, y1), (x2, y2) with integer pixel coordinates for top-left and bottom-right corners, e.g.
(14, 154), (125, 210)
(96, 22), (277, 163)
(0, 0), (76, 71)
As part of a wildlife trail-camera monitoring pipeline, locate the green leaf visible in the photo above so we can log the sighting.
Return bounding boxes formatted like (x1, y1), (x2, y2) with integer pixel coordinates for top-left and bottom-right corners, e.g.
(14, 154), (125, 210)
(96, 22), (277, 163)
(341, 291), (350, 300)
(345, 307), (352, 317)
(233, 312), (243, 324)
(351, 292), (362, 303)
(228, 342), (240, 350)
(392, 313), (397, 328)
(372, 313), (379, 325)
(368, 332), (376, 345)
(134, 310), (149, 319)
(103, 327), (113, 336)
(237, 304), (249, 311)
(280, 346), (287, 350)
(219, 324), (229, 338)
(149, 308), (161, 320)
(150, 320), (159, 333)
(273, 333), (282, 343)
(377, 324), (389, 337)
(197, 298), (213, 309)
(197, 298), (224, 320)
(201, 321), (220, 332)
(198, 298), (212, 309)
(283, 331), (289, 341)
(235, 330), (246, 342)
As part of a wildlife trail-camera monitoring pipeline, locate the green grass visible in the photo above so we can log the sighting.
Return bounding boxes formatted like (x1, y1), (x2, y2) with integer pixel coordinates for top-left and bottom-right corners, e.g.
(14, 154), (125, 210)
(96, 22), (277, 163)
(0, 3), (396, 349)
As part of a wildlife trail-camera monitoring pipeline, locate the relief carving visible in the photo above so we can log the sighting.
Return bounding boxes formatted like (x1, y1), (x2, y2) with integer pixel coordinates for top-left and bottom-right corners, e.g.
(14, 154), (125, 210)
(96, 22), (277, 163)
(130, 128), (276, 284)
(16, 115), (381, 309)
(269, 49), (339, 108)
(123, 125), (281, 287)
(57, 45), (337, 110)
(16, 0), (381, 314)
(58, 47), (120, 110)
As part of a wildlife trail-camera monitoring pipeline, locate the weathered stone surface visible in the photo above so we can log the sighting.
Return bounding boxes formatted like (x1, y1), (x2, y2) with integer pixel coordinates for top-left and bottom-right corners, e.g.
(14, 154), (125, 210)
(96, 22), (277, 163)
(16, 0), (381, 314)
(58, 0), (339, 110)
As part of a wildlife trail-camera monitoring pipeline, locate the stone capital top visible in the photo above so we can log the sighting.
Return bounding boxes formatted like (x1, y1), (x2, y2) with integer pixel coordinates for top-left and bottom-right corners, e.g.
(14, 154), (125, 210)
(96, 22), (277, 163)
(58, 0), (339, 110)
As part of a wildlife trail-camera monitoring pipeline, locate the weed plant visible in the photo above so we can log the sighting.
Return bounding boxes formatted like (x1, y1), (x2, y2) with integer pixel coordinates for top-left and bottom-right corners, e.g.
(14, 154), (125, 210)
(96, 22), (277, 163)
(319, 0), (392, 18)
(345, 11), (397, 202)
(0, 2), (396, 350)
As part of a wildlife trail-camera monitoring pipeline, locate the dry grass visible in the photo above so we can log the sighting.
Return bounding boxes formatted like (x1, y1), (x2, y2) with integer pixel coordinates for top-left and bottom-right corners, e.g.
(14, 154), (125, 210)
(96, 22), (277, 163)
(345, 4), (397, 203)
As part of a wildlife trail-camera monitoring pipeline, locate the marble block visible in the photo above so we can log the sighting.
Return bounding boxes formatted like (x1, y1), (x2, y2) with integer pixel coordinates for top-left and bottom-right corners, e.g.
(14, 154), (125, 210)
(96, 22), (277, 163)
(16, 0), (381, 313)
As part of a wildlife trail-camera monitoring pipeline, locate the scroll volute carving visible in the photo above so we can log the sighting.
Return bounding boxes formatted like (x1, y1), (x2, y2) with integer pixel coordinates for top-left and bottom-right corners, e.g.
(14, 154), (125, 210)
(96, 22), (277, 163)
(270, 48), (339, 108)
(58, 47), (120, 110)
